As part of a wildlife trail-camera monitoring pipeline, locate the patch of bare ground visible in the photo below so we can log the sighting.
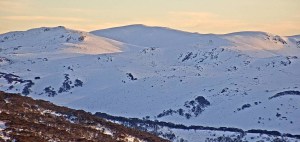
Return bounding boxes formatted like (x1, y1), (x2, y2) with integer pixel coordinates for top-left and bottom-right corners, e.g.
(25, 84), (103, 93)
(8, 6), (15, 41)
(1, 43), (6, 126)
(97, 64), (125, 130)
(0, 91), (168, 142)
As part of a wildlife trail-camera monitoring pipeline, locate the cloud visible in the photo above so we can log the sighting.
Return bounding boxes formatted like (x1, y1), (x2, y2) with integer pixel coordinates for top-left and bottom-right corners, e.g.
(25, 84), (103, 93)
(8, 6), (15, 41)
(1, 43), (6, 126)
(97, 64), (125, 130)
(70, 12), (300, 35)
(145, 11), (300, 35)
(165, 11), (247, 33)
(80, 11), (248, 34)
(0, 0), (28, 13)
(54, 8), (98, 14)
(1, 9), (299, 35)
(2, 16), (86, 22)
(253, 21), (300, 36)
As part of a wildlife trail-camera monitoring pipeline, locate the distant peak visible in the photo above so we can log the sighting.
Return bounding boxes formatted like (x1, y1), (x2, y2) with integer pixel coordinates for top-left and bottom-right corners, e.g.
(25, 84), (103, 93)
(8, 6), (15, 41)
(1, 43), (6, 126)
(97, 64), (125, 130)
(0, 26), (70, 35)
(124, 24), (148, 27)
(223, 31), (270, 36)
(289, 35), (300, 38)
(40, 26), (66, 29)
(35, 26), (68, 32)
(93, 24), (194, 35)
(117, 24), (175, 30)
(102, 24), (154, 30)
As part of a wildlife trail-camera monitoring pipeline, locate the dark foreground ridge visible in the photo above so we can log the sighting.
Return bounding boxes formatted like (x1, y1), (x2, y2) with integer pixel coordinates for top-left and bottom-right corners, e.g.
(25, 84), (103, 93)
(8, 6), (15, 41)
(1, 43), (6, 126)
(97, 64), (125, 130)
(95, 112), (300, 140)
(0, 91), (168, 142)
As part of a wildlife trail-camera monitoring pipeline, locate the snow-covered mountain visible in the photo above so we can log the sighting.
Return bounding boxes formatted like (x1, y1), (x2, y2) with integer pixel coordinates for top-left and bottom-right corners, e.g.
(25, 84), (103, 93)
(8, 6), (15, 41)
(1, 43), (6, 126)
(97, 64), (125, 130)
(0, 26), (122, 56)
(1, 25), (300, 141)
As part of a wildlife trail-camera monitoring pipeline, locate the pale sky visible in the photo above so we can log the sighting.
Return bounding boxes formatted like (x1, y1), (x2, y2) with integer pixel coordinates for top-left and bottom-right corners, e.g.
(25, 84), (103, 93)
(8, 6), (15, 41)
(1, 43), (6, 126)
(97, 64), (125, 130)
(0, 0), (300, 35)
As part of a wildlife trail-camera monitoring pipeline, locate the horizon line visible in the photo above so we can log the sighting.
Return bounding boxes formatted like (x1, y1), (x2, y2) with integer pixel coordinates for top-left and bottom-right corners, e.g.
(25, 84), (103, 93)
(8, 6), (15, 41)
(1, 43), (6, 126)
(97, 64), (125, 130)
(0, 24), (299, 37)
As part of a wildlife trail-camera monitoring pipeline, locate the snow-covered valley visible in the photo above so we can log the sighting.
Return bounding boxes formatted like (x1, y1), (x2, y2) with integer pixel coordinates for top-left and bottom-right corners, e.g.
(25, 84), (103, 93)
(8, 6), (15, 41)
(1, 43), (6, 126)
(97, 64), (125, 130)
(0, 25), (300, 141)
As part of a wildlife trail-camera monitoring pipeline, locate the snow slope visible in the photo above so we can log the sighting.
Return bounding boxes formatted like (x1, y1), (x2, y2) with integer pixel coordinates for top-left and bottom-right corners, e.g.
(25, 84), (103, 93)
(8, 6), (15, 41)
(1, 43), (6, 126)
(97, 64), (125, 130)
(0, 26), (122, 56)
(1, 25), (300, 141)
(91, 24), (230, 49)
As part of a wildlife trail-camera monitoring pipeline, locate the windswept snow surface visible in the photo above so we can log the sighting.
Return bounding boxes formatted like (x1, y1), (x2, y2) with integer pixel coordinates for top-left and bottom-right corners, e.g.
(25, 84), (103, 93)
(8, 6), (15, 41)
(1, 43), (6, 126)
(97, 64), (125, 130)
(0, 121), (6, 130)
(1, 25), (300, 140)
(0, 121), (10, 141)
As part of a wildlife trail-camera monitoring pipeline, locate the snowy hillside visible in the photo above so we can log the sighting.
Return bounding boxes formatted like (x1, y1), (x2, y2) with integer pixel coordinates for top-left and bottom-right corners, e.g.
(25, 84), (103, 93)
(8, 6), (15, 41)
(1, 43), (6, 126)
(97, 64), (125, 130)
(0, 26), (122, 56)
(1, 25), (300, 141)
